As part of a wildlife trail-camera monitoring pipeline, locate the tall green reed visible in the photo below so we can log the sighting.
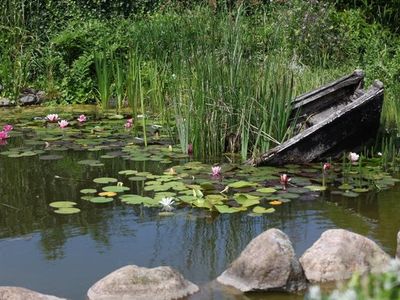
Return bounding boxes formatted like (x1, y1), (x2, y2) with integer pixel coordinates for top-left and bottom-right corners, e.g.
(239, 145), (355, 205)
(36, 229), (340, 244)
(94, 50), (112, 109)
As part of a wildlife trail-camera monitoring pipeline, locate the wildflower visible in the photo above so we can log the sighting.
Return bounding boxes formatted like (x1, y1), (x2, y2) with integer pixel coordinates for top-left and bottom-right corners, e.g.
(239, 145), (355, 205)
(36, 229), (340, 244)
(3, 124), (13, 132)
(58, 120), (69, 128)
(348, 152), (359, 163)
(211, 166), (222, 177)
(159, 197), (174, 211)
(77, 114), (87, 123)
(0, 130), (9, 140)
(377, 152), (382, 156)
(323, 162), (331, 171)
(46, 114), (59, 122)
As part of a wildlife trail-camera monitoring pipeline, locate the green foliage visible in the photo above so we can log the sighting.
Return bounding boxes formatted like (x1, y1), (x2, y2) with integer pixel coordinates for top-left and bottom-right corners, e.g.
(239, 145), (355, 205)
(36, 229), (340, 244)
(305, 260), (400, 300)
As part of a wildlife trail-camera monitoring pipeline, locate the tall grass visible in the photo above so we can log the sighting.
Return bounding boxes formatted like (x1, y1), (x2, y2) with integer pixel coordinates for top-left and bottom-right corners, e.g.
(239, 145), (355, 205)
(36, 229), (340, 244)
(94, 50), (112, 109)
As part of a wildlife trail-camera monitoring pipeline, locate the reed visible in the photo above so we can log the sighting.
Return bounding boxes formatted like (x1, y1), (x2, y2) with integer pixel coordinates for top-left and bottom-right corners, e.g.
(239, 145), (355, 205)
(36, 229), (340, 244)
(94, 50), (112, 110)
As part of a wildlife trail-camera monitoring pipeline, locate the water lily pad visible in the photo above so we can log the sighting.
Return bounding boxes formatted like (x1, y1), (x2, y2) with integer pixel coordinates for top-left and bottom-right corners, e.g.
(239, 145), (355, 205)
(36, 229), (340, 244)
(338, 184), (353, 190)
(90, 197), (114, 203)
(256, 187), (277, 194)
(102, 186), (130, 193)
(214, 205), (247, 214)
(305, 185), (326, 191)
(80, 188), (97, 194)
(118, 170), (138, 175)
(158, 212), (175, 217)
(341, 191), (359, 198)
(49, 201), (77, 208)
(128, 176), (147, 181)
(252, 206), (275, 214)
(93, 177), (118, 184)
(54, 207), (81, 214)
(228, 181), (257, 189)
(352, 188), (369, 193)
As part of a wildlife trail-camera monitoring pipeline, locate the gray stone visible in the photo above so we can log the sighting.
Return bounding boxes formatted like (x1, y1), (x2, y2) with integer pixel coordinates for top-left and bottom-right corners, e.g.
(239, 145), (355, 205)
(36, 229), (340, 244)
(87, 265), (199, 300)
(19, 94), (38, 106)
(300, 229), (391, 283)
(0, 286), (65, 300)
(36, 91), (47, 102)
(397, 231), (400, 259)
(0, 97), (13, 107)
(217, 228), (307, 292)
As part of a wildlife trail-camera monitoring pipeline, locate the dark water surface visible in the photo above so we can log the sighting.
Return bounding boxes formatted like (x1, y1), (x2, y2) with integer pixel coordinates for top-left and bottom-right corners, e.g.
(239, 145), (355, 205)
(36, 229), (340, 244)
(0, 146), (399, 300)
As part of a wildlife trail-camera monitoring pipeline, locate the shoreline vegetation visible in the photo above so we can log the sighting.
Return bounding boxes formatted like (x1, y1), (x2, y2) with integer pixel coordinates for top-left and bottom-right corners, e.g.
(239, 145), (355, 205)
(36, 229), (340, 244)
(1, 0), (400, 160)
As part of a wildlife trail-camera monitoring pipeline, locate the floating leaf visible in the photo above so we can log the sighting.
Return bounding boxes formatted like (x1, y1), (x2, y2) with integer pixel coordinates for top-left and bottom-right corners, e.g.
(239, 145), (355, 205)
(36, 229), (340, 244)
(252, 206), (275, 214)
(228, 181), (257, 189)
(90, 197), (114, 203)
(93, 177), (118, 184)
(214, 205), (247, 214)
(118, 170), (138, 175)
(256, 187), (277, 194)
(54, 207), (81, 214)
(305, 185), (326, 191)
(158, 212), (175, 217)
(352, 188), (369, 193)
(102, 186), (130, 193)
(80, 189), (97, 194)
(49, 201), (77, 208)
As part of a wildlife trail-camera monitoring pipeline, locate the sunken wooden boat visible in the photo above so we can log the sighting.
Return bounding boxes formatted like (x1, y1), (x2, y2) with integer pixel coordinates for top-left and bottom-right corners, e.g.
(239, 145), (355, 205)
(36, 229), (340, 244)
(249, 70), (384, 166)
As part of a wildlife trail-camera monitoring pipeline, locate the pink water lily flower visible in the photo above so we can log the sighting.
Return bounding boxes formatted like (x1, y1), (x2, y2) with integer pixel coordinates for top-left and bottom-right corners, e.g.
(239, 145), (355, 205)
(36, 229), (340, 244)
(0, 139), (7, 146)
(187, 144), (193, 155)
(46, 114), (59, 122)
(77, 114), (87, 123)
(124, 118), (133, 129)
(58, 120), (69, 128)
(323, 163), (331, 171)
(3, 124), (13, 132)
(211, 166), (222, 177)
(0, 130), (9, 140)
(280, 174), (291, 190)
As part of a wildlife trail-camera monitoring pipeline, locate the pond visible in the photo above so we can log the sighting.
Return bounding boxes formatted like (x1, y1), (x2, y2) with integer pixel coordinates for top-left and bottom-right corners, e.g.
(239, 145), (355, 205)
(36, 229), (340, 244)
(0, 109), (399, 300)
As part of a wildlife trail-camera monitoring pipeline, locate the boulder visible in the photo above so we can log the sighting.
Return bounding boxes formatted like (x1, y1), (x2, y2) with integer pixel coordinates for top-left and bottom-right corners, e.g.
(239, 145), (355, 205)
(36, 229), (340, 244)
(0, 286), (65, 300)
(19, 94), (38, 106)
(217, 228), (306, 292)
(397, 230), (400, 259)
(87, 265), (199, 300)
(300, 229), (390, 283)
(0, 97), (13, 107)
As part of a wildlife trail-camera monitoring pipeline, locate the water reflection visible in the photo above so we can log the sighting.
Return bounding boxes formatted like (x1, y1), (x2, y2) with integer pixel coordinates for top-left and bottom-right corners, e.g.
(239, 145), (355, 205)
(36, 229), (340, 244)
(0, 145), (399, 299)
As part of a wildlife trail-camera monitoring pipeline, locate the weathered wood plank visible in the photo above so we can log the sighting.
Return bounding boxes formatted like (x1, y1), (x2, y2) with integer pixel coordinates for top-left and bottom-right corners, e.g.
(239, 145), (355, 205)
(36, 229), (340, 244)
(250, 80), (383, 166)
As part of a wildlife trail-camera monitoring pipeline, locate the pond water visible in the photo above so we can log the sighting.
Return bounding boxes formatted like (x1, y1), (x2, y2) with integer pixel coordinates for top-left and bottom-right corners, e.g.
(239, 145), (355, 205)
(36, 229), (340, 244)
(0, 111), (399, 300)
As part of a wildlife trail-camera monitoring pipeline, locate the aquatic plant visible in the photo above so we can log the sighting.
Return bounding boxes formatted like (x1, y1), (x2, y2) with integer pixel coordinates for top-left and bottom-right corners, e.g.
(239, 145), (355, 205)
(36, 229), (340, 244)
(94, 50), (112, 110)
(0, 131), (9, 140)
(348, 152), (360, 163)
(58, 120), (69, 128)
(159, 197), (174, 212)
(280, 174), (290, 190)
(77, 114), (87, 123)
(211, 166), (222, 177)
(3, 125), (13, 132)
(46, 114), (59, 122)
(124, 118), (133, 129)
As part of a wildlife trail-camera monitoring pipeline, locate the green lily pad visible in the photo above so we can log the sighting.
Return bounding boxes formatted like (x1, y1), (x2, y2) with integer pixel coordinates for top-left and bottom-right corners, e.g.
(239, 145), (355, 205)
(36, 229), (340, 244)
(252, 206), (275, 214)
(118, 170), (138, 175)
(338, 184), (353, 190)
(214, 205), (247, 214)
(80, 188), (97, 194)
(158, 212), (175, 217)
(305, 185), (326, 191)
(102, 186), (130, 193)
(54, 207), (81, 214)
(93, 177), (118, 184)
(90, 197), (114, 203)
(352, 188), (369, 193)
(342, 191), (360, 198)
(228, 181), (258, 189)
(49, 201), (77, 208)
(256, 187), (277, 194)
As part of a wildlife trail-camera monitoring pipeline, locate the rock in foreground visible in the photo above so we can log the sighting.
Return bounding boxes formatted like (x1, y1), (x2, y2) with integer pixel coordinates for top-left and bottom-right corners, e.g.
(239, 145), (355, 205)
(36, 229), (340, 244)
(87, 265), (199, 300)
(217, 228), (306, 292)
(0, 286), (65, 300)
(300, 229), (390, 283)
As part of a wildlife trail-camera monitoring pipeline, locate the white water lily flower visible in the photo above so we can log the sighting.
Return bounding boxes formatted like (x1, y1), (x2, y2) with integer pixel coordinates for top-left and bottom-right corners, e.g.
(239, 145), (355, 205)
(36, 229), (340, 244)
(348, 152), (359, 163)
(307, 286), (321, 300)
(159, 197), (175, 211)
